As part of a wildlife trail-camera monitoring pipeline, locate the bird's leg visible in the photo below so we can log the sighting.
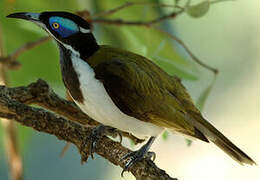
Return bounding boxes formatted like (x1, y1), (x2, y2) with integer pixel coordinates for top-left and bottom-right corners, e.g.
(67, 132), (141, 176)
(88, 124), (122, 159)
(120, 136), (156, 177)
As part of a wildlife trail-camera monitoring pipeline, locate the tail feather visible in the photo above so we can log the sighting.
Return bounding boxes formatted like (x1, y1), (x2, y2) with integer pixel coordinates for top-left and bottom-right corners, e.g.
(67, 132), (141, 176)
(190, 112), (256, 165)
(212, 135), (256, 165)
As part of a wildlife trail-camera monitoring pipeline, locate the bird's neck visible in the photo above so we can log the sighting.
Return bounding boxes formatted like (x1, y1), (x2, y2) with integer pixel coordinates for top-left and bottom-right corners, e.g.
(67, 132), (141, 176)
(59, 33), (99, 59)
(57, 33), (99, 102)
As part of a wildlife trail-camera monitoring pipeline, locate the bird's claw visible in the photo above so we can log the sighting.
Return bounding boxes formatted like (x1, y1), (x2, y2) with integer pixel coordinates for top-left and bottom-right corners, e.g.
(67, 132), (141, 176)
(86, 125), (122, 159)
(120, 149), (156, 177)
(88, 126), (101, 159)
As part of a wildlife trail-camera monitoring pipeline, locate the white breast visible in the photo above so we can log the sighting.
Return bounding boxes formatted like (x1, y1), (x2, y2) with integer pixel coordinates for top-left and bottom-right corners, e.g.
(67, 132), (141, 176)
(70, 53), (164, 139)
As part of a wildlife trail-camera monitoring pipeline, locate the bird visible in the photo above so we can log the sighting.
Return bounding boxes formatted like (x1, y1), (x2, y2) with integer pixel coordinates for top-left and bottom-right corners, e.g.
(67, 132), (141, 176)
(7, 11), (256, 175)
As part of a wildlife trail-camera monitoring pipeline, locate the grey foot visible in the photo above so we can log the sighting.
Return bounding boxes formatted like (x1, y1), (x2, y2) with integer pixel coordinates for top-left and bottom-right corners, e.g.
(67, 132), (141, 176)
(120, 136), (156, 177)
(88, 125), (122, 159)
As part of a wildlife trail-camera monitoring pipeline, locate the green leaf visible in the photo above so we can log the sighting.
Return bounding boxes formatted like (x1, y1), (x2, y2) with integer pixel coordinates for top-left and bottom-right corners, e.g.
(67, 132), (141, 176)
(186, 0), (210, 18)
(197, 75), (217, 111)
(119, 26), (148, 56)
(186, 139), (192, 146)
(162, 130), (169, 140)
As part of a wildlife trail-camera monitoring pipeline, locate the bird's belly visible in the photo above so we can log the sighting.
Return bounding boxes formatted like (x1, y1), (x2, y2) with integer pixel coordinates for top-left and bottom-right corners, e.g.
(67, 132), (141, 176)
(71, 56), (163, 139)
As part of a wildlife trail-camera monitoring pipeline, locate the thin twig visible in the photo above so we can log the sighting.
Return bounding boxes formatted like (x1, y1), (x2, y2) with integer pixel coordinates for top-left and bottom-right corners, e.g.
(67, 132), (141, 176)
(154, 27), (219, 74)
(92, 10), (184, 27)
(92, 2), (133, 18)
(211, 0), (234, 5)
(9, 36), (50, 60)
(92, 1), (179, 18)
(0, 22), (23, 180)
(60, 142), (71, 158)
(0, 36), (50, 69)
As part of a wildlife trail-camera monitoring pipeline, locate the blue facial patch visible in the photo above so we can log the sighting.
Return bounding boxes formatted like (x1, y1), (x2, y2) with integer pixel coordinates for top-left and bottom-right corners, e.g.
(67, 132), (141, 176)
(49, 16), (79, 38)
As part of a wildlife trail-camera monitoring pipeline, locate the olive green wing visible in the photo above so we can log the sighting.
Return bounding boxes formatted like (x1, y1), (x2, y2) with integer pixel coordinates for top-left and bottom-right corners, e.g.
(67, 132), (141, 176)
(91, 47), (255, 164)
(93, 58), (208, 142)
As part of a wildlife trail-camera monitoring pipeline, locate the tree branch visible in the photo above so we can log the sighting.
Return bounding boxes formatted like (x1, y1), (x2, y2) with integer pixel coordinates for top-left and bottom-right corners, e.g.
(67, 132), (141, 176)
(4, 79), (143, 145)
(0, 79), (177, 180)
(92, 2), (179, 18)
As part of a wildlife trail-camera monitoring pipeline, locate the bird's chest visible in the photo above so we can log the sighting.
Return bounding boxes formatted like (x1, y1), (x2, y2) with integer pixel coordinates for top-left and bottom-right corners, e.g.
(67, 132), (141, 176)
(61, 52), (163, 138)
(62, 53), (122, 126)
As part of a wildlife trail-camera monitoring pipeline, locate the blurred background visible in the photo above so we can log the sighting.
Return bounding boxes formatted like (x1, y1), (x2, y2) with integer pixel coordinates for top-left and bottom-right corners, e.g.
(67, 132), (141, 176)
(0, 0), (259, 179)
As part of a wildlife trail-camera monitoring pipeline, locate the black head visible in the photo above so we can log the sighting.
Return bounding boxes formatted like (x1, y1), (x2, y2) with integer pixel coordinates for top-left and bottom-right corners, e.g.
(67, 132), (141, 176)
(7, 11), (99, 58)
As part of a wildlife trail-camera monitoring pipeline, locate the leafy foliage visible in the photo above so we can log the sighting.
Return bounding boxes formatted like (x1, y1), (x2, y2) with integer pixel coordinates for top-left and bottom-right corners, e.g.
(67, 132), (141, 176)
(186, 0), (210, 18)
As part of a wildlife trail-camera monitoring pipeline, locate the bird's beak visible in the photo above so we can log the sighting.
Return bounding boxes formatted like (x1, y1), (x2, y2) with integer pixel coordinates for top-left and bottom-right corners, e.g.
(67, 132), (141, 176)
(7, 12), (41, 22)
(7, 12), (46, 29)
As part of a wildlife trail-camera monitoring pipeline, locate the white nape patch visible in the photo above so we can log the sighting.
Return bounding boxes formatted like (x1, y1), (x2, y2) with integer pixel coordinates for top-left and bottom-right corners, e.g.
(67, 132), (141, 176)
(79, 27), (90, 33)
(70, 53), (164, 139)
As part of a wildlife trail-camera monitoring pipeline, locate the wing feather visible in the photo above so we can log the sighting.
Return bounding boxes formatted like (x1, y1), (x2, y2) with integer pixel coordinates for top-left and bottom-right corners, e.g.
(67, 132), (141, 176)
(92, 53), (207, 142)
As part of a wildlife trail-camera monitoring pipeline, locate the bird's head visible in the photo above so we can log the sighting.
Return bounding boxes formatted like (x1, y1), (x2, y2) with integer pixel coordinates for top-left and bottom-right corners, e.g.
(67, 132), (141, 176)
(7, 11), (98, 57)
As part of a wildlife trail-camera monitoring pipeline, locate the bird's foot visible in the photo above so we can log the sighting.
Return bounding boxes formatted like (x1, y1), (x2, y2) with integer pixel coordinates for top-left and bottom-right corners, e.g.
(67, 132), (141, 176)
(120, 137), (156, 177)
(87, 124), (122, 159)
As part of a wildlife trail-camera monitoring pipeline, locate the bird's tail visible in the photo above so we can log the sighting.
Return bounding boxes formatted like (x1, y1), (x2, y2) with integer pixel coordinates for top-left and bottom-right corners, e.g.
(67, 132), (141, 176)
(211, 134), (255, 165)
(190, 112), (256, 165)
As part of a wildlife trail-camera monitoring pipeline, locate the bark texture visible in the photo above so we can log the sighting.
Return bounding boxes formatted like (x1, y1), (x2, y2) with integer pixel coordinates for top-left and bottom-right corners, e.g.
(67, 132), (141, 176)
(0, 79), (177, 180)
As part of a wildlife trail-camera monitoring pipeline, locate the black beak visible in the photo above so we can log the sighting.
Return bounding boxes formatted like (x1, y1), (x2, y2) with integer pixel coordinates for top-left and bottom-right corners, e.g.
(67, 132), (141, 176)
(7, 12), (41, 22)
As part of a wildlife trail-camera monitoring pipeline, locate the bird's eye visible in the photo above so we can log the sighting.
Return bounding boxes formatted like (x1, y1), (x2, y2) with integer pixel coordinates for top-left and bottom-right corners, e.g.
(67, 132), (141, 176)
(52, 22), (60, 29)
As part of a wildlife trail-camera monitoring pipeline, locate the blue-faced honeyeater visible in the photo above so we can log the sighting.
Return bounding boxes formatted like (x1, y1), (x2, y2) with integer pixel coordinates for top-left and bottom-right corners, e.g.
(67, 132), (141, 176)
(7, 11), (256, 175)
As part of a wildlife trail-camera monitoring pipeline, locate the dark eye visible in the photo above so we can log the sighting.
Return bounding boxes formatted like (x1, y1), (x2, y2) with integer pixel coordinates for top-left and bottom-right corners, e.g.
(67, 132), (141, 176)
(52, 22), (60, 29)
